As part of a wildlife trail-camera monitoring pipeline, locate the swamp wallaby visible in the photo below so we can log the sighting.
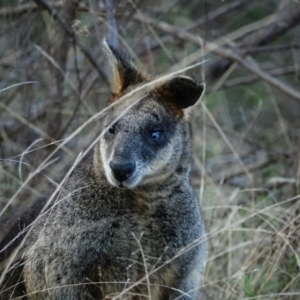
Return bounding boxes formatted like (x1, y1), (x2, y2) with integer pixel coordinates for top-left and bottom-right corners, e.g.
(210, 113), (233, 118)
(0, 40), (207, 299)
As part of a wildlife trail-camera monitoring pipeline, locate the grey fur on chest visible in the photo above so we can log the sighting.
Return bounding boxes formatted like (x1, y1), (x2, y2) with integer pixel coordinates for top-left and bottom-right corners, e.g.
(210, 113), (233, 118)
(24, 161), (205, 298)
(40, 166), (202, 259)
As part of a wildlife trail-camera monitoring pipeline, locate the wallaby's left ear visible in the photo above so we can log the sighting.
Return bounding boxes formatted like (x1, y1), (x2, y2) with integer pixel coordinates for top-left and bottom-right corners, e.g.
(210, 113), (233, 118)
(157, 76), (205, 109)
(102, 39), (145, 98)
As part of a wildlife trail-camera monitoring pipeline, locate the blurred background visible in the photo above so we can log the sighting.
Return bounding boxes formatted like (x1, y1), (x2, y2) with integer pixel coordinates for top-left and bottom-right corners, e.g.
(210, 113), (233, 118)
(0, 0), (299, 299)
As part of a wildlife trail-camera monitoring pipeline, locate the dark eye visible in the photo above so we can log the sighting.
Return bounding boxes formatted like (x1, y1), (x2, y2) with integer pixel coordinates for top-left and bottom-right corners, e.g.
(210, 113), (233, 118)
(150, 131), (163, 140)
(108, 125), (115, 134)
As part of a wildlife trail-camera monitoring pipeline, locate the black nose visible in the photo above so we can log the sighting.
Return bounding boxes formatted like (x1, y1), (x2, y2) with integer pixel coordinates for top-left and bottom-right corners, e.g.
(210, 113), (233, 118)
(109, 161), (136, 183)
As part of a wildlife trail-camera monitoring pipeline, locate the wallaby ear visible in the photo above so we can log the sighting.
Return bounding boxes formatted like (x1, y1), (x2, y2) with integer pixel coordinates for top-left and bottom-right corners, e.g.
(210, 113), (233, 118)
(157, 75), (205, 109)
(102, 39), (144, 97)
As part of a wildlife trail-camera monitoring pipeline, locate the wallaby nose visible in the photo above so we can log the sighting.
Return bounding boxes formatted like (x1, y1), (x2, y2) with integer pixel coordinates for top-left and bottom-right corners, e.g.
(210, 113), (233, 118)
(109, 161), (136, 183)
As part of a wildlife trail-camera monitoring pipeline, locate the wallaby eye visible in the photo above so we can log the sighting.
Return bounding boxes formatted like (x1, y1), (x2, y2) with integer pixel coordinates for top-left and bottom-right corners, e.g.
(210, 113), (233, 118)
(108, 125), (115, 134)
(150, 131), (162, 140)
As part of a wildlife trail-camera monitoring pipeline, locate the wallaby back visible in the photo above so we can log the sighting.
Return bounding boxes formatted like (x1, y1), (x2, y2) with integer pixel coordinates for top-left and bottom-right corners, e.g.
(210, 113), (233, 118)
(1, 41), (207, 300)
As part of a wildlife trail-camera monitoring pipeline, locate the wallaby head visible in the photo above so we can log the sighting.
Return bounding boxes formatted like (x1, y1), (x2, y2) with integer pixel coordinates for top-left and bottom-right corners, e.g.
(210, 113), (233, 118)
(99, 40), (205, 189)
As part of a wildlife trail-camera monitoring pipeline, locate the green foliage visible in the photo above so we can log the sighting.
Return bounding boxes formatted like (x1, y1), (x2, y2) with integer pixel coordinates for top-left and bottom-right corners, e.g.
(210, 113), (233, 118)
(244, 273), (256, 298)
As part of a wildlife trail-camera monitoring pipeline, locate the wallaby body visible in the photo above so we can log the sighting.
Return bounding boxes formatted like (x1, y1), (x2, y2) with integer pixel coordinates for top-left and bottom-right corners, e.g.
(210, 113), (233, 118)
(1, 41), (207, 299)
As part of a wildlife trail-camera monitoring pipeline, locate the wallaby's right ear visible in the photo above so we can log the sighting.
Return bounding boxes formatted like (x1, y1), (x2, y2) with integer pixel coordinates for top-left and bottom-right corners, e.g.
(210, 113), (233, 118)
(102, 40), (144, 98)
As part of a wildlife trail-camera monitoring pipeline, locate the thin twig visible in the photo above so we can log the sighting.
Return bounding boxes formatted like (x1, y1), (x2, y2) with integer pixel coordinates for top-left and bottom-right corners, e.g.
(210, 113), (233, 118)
(242, 43), (300, 54)
(223, 65), (299, 88)
(186, 0), (249, 30)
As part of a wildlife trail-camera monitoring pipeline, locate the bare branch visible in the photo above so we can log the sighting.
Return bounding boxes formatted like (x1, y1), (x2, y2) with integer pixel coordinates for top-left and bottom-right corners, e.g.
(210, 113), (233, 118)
(240, 2), (300, 48)
(0, 1), (89, 18)
(40, 0), (80, 140)
(224, 65), (299, 88)
(210, 1), (300, 80)
(242, 43), (300, 54)
(0, 2), (40, 17)
(186, 0), (249, 30)
(32, 0), (107, 84)
(133, 13), (300, 103)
